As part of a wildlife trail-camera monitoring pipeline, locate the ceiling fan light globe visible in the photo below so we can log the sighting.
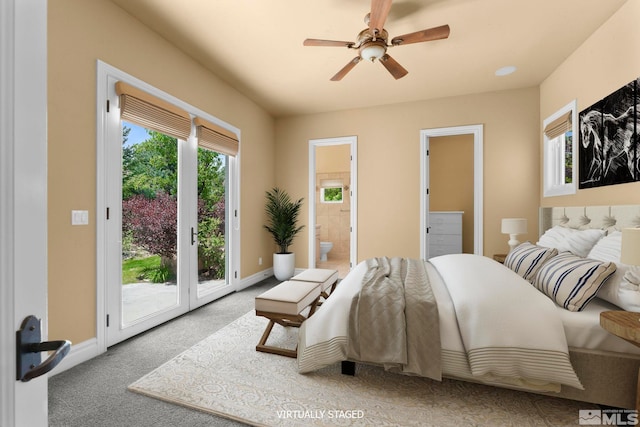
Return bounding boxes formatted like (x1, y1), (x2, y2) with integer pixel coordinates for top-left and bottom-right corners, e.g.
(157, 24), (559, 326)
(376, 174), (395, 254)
(360, 42), (386, 62)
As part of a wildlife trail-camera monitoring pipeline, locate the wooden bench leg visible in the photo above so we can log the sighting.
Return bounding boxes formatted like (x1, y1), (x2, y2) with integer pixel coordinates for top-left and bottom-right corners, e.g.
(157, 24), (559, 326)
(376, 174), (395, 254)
(256, 319), (299, 358)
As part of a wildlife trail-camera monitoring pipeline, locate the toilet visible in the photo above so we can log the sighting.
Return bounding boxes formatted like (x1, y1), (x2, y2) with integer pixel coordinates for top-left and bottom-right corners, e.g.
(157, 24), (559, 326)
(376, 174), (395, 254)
(319, 241), (333, 262)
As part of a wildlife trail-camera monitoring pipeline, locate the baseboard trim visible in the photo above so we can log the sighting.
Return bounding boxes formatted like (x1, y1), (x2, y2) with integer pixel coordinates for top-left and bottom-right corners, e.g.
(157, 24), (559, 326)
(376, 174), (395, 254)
(236, 268), (274, 291)
(52, 268), (287, 375)
(50, 337), (102, 377)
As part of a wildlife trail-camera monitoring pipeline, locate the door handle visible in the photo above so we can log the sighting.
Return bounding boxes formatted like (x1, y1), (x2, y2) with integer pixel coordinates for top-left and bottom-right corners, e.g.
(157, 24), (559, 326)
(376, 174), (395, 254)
(16, 315), (71, 382)
(191, 226), (197, 245)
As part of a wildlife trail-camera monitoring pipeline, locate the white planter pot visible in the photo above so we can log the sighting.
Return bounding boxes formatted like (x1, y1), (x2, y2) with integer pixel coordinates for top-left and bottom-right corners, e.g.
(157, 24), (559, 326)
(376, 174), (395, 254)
(273, 252), (295, 281)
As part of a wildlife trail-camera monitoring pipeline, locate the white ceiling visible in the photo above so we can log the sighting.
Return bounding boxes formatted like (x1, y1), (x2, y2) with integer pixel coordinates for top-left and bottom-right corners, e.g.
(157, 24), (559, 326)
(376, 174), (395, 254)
(110, 0), (628, 117)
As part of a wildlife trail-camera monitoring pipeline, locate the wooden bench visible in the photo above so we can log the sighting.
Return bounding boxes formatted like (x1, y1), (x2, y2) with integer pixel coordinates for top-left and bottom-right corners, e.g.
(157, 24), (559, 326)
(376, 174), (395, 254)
(291, 268), (339, 300)
(254, 280), (321, 358)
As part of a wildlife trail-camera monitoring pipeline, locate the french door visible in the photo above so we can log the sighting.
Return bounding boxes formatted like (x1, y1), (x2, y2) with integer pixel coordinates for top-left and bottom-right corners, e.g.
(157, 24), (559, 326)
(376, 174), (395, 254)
(101, 70), (236, 346)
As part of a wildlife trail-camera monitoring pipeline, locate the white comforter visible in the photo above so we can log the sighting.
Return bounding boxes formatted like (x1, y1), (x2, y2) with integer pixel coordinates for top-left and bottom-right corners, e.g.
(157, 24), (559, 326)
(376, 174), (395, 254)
(298, 254), (583, 392)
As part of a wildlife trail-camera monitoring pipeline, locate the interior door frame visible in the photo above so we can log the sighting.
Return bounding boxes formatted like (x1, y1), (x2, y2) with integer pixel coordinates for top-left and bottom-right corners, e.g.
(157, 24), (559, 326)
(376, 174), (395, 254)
(308, 136), (358, 271)
(420, 125), (484, 259)
(0, 0), (49, 425)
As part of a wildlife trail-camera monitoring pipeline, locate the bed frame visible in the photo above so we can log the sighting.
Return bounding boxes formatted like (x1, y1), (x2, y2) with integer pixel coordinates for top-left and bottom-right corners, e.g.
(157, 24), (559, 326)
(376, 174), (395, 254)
(343, 205), (640, 409)
(536, 204), (640, 409)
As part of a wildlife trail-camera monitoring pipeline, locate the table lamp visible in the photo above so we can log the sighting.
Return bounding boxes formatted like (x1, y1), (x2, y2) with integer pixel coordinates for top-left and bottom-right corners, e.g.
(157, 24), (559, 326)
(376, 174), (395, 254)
(501, 218), (528, 252)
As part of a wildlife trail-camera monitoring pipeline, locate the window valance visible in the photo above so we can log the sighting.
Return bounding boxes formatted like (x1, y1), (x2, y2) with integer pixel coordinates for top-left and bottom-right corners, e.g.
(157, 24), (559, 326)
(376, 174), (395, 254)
(115, 81), (191, 140)
(544, 111), (572, 139)
(194, 117), (239, 157)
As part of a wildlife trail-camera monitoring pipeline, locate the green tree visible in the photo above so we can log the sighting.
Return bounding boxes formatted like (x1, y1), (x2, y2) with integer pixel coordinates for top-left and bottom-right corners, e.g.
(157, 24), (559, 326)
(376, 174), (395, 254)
(122, 129), (178, 199)
(121, 125), (228, 279)
(198, 148), (225, 210)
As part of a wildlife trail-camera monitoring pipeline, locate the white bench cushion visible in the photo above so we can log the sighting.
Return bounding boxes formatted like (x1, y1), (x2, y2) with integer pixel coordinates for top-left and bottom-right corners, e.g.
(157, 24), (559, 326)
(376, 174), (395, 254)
(255, 280), (321, 315)
(291, 268), (338, 292)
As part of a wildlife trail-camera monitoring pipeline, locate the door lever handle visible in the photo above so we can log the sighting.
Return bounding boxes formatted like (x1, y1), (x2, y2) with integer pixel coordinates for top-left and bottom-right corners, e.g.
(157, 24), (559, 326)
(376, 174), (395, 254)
(16, 315), (71, 382)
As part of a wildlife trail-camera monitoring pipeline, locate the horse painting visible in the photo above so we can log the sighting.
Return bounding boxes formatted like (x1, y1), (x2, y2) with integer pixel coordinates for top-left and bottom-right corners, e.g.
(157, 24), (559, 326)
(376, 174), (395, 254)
(580, 104), (638, 186)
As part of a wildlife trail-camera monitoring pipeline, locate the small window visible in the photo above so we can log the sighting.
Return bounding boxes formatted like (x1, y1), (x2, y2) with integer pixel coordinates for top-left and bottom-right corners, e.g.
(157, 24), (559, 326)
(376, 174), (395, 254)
(319, 178), (344, 203)
(321, 186), (343, 203)
(543, 100), (577, 197)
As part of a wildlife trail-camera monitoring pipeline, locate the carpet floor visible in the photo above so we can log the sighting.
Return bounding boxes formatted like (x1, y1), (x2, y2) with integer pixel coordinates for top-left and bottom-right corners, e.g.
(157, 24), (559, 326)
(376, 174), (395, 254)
(128, 311), (596, 427)
(49, 277), (279, 427)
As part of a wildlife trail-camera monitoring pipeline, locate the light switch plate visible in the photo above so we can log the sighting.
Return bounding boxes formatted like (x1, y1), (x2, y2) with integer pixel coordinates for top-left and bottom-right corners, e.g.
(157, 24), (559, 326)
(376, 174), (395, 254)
(71, 210), (89, 225)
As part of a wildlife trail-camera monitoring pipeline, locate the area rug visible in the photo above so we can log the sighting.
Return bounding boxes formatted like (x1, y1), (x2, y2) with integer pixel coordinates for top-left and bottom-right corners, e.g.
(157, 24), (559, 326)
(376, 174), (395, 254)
(128, 311), (596, 426)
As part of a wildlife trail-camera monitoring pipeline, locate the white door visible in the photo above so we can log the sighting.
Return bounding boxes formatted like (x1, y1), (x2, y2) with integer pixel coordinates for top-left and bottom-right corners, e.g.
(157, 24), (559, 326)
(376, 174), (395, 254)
(1, 1), (51, 426)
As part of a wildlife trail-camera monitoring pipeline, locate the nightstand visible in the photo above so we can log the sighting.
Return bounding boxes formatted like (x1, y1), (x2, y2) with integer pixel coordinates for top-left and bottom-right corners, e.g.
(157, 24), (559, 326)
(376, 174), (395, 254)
(493, 254), (507, 264)
(600, 311), (640, 411)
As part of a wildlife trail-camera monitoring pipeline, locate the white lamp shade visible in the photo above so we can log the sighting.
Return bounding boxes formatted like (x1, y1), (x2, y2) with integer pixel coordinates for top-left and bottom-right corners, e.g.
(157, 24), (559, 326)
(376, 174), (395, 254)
(360, 43), (386, 61)
(501, 218), (527, 235)
(621, 228), (640, 266)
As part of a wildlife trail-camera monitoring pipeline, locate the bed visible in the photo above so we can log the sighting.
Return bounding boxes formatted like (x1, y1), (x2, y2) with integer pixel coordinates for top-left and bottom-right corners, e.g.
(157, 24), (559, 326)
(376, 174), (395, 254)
(297, 204), (640, 409)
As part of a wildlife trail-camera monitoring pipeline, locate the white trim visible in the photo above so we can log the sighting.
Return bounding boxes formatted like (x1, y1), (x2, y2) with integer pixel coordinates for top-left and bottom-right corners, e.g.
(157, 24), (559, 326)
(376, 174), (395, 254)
(1, 0), (49, 424)
(0, 1), (17, 423)
(543, 99), (577, 197)
(236, 268), (274, 291)
(49, 338), (100, 376)
(96, 61), (241, 352)
(308, 136), (357, 272)
(420, 125), (484, 259)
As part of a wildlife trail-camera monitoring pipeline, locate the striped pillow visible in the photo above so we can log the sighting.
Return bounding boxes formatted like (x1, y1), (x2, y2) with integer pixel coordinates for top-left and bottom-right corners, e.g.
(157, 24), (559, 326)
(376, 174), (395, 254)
(504, 242), (558, 281)
(532, 252), (617, 311)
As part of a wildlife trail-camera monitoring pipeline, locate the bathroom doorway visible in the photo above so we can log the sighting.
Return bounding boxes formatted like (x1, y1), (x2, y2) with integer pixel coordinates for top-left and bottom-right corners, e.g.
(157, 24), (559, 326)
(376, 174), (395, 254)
(308, 136), (357, 279)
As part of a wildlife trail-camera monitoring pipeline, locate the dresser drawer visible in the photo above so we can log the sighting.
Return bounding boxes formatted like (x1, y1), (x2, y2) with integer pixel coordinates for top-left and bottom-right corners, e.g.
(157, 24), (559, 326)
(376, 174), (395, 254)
(430, 222), (461, 235)
(429, 234), (461, 246)
(429, 213), (462, 234)
(429, 242), (462, 257)
(428, 211), (463, 258)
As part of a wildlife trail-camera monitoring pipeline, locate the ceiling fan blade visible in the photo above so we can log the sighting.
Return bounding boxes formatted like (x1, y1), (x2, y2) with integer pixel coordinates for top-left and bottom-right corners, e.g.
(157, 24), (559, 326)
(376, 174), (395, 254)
(391, 24), (450, 46)
(330, 57), (362, 81)
(369, 0), (392, 35)
(304, 39), (354, 47)
(380, 54), (408, 79)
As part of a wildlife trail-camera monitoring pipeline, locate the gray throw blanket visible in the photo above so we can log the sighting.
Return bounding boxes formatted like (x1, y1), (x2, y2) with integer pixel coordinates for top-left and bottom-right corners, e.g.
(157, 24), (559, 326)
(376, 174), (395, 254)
(347, 257), (442, 380)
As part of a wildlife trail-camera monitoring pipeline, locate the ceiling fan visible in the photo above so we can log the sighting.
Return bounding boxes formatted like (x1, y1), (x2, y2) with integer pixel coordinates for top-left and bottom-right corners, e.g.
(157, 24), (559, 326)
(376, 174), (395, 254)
(303, 0), (450, 81)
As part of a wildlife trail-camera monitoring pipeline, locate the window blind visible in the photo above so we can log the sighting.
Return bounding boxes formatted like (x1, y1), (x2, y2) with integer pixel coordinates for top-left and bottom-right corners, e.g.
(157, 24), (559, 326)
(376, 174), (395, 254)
(320, 179), (343, 188)
(115, 81), (191, 140)
(544, 111), (572, 139)
(194, 117), (239, 157)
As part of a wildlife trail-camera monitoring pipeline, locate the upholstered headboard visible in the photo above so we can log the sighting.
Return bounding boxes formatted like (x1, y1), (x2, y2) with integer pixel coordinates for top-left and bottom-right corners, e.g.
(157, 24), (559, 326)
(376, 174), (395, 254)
(539, 205), (640, 236)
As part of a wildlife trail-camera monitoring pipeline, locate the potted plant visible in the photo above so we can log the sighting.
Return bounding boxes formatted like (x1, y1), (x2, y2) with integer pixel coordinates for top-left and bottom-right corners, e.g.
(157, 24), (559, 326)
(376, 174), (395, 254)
(264, 187), (304, 281)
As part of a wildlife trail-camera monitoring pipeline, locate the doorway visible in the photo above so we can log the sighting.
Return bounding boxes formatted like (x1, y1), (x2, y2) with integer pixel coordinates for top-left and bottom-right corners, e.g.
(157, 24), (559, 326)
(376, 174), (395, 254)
(97, 62), (239, 347)
(308, 137), (357, 278)
(421, 125), (483, 259)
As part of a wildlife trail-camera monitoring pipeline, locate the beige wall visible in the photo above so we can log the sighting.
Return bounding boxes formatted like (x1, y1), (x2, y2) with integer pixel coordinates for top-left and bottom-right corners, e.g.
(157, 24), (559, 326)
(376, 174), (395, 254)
(48, 0), (638, 351)
(540, 0), (640, 208)
(430, 135), (474, 254)
(316, 144), (351, 172)
(48, 0), (276, 344)
(275, 86), (541, 262)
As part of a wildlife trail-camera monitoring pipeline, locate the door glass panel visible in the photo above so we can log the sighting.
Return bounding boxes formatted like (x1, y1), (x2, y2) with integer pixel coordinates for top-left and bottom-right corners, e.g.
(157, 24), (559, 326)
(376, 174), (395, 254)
(196, 147), (227, 297)
(121, 122), (179, 324)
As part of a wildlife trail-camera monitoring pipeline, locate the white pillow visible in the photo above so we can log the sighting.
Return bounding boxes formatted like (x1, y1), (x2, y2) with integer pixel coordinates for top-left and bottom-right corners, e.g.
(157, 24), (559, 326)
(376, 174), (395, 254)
(537, 226), (605, 257)
(532, 252), (616, 312)
(504, 242), (558, 282)
(587, 231), (640, 311)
